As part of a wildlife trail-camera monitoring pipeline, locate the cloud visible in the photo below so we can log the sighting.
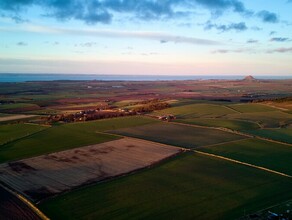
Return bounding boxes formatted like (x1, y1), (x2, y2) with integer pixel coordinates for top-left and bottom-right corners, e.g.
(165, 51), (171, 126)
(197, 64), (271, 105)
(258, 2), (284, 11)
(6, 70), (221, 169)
(212, 48), (250, 53)
(194, 0), (253, 16)
(246, 39), (258, 44)
(16, 41), (27, 46)
(1, 24), (221, 46)
(267, 47), (292, 53)
(0, 0), (255, 25)
(0, 0), (191, 24)
(270, 37), (290, 42)
(257, 10), (279, 23)
(205, 21), (247, 32)
(269, 31), (277, 36)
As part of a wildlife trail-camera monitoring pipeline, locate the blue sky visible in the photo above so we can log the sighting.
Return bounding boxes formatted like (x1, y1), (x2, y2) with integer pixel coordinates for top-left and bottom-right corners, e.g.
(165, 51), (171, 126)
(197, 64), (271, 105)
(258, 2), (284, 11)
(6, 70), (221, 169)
(0, 0), (291, 75)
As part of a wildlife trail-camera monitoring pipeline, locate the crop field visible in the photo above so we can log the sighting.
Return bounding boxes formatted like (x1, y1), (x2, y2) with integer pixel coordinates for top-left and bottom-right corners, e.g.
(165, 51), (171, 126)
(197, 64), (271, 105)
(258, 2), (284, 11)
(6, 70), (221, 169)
(111, 122), (246, 148)
(0, 116), (157, 163)
(152, 103), (236, 118)
(0, 103), (40, 113)
(227, 103), (277, 113)
(176, 118), (260, 131)
(225, 111), (292, 128)
(247, 128), (292, 144)
(199, 138), (292, 175)
(39, 153), (292, 220)
(0, 138), (181, 201)
(0, 123), (46, 145)
(63, 116), (158, 132)
(0, 125), (117, 163)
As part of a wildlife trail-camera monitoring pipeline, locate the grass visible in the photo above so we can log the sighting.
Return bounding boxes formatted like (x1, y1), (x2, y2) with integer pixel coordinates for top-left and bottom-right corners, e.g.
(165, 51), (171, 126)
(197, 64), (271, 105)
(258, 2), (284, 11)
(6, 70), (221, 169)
(0, 116), (156, 163)
(0, 123), (47, 145)
(63, 116), (158, 132)
(152, 103), (236, 119)
(199, 138), (292, 176)
(39, 153), (292, 220)
(111, 122), (246, 149)
(0, 103), (38, 111)
(225, 111), (292, 128)
(176, 118), (260, 131)
(247, 128), (292, 144)
(228, 103), (277, 113)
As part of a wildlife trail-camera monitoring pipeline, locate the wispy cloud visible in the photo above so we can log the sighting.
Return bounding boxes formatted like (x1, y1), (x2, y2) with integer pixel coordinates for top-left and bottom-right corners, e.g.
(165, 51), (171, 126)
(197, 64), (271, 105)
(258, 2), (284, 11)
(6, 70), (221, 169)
(270, 37), (290, 42)
(0, 24), (221, 46)
(212, 48), (251, 54)
(205, 21), (247, 32)
(16, 41), (27, 46)
(246, 39), (258, 44)
(267, 47), (292, 53)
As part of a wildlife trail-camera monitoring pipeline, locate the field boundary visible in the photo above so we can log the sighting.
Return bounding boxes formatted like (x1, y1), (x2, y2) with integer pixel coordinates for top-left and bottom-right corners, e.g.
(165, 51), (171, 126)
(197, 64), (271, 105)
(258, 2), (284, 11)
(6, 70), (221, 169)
(171, 121), (292, 146)
(0, 184), (50, 220)
(194, 150), (292, 178)
(170, 121), (253, 138)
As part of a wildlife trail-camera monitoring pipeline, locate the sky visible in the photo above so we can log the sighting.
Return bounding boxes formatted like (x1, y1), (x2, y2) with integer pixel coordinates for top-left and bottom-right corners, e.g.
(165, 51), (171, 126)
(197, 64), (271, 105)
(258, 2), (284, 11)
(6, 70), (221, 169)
(0, 0), (291, 75)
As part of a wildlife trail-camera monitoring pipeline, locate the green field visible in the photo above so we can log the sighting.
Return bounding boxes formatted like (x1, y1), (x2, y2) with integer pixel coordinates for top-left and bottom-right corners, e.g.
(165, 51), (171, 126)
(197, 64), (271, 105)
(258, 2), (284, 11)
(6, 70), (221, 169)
(247, 128), (292, 144)
(63, 116), (158, 132)
(111, 122), (246, 148)
(199, 138), (292, 175)
(176, 118), (260, 131)
(225, 111), (292, 128)
(0, 103), (39, 111)
(153, 103), (236, 119)
(39, 153), (292, 220)
(228, 103), (277, 113)
(0, 124), (47, 145)
(0, 116), (156, 163)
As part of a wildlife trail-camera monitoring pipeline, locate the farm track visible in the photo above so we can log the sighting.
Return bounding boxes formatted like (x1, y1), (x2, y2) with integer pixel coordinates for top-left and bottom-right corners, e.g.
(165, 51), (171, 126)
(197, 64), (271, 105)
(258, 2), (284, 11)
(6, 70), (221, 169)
(194, 151), (292, 178)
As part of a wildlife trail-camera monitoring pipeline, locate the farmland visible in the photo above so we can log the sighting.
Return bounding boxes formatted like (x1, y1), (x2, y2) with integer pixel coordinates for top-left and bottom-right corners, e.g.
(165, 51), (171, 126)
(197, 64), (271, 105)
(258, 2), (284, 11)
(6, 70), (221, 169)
(247, 128), (292, 144)
(176, 118), (260, 131)
(0, 114), (38, 122)
(0, 116), (156, 163)
(199, 138), (292, 175)
(0, 124), (46, 145)
(111, 122), (246, 148)
(152, 103), (236, 118)
(0, 138), (181, 201)
(227, 103), (277, 113)
(224, 111), (292, 128)
(0, 78), (292, 219)
(39, 153), (292, 220)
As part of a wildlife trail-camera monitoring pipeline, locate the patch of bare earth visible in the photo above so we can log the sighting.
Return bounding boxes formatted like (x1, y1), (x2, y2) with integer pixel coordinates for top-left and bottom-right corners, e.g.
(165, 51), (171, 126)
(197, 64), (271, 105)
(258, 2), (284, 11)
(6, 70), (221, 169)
(0, 138), (181, 202)
(0, 114), (37, 122)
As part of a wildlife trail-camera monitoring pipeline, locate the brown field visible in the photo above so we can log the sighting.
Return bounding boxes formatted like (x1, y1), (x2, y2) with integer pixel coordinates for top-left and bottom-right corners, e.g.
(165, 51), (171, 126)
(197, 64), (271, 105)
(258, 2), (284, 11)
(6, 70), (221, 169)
(0, 138), (181, 202)
(0, 114), (37, 122)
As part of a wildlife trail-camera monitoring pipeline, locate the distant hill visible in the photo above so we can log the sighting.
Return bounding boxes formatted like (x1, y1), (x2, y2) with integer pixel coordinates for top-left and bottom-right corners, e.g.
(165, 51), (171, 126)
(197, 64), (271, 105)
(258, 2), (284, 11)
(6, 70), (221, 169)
(242, 75), (257, 82)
